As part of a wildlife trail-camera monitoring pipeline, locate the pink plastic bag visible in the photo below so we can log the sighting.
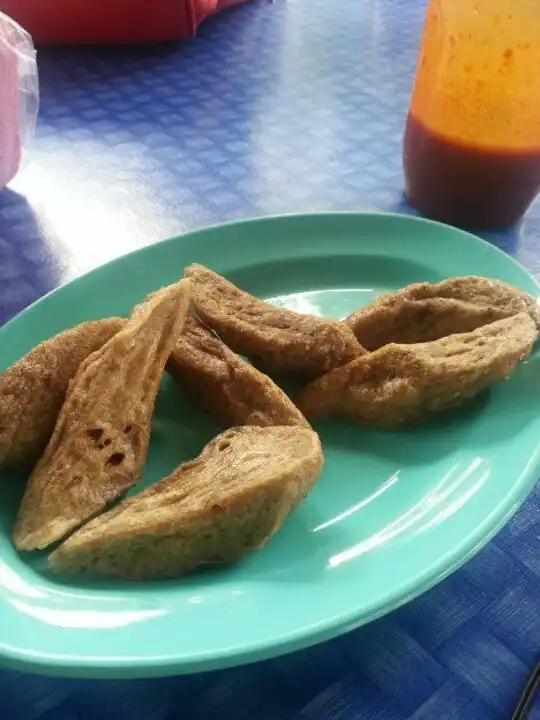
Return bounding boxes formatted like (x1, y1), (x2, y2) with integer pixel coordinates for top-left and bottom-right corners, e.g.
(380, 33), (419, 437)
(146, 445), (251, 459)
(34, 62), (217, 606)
(0, 13), (38, 189)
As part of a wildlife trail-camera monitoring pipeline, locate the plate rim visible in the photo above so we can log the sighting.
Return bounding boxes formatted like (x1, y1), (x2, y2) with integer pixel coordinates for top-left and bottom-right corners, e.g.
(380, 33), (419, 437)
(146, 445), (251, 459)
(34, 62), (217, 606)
(0, 211), (537, 339)
(0, 211), (539, 678)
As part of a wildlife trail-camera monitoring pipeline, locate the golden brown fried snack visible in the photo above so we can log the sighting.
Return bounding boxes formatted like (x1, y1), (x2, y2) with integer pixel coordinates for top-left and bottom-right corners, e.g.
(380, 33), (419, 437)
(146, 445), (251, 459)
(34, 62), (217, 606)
(0, 318), (124, 470)
(296, 312), (536, 428)
(185, 264), (363, 379)
(345, 276), (540, 350)
(167, 315), (309, 428)
(13, 280), (191, 551)
(49, 425), (324, 579)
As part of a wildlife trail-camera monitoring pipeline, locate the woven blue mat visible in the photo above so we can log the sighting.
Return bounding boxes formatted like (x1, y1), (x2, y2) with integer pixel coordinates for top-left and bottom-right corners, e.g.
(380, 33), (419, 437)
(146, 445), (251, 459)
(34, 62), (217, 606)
(0, 0), (539, 717)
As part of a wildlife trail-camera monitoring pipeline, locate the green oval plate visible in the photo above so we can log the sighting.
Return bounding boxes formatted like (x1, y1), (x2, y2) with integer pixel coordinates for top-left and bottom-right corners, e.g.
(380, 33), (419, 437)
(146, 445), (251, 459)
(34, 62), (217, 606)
(1, 213), (539, 678)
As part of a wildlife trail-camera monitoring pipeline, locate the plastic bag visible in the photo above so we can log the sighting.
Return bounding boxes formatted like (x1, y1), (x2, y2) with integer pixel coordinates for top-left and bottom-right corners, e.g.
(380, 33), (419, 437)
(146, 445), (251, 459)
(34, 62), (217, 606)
(0, 12), (38, 189)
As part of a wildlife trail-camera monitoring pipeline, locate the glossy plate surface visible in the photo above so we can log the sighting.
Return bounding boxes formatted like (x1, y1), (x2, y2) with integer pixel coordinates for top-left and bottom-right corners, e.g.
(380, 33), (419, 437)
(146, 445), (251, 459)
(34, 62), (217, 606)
(0, 213), (539, 678)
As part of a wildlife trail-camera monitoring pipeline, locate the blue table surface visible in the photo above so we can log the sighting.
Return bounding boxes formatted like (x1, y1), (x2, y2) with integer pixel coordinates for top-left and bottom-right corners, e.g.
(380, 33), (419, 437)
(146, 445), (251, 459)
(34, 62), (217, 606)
(1, 0), (539, 718)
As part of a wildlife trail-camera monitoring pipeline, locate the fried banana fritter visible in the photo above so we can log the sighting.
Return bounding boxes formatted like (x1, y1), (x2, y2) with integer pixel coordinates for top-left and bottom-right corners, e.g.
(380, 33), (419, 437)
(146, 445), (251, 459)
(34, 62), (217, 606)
(296, 312), (536, 428)
(13, 280), (191, 551)
(185, 264), (363, 379)
(345, 276), (540, 350)
(0, 318), (124, 470)
(167, 315), (310, 428)
(49, 425), (324, 580)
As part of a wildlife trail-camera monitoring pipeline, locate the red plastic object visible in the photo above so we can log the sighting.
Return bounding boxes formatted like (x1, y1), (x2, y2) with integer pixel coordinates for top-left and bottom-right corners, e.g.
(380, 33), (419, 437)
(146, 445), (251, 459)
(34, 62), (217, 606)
(0, 0), (249, 45)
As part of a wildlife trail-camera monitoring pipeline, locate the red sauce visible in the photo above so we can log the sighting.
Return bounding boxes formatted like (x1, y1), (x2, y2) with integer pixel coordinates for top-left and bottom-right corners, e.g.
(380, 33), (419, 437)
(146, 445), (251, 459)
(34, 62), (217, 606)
(403, 113), (540, 229)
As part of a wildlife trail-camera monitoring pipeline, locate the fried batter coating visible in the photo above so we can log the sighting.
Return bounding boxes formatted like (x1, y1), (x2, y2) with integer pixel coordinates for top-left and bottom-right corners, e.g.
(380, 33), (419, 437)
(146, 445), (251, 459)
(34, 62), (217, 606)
(167, 315), (309, 428)
(0, 318), (124, 470)
(296, 313), (536, 427)
(13, 280), (191, 551)
(185, 264), (363, 379)
(49, 425), (323, 579)
(345, 276), (540, 350)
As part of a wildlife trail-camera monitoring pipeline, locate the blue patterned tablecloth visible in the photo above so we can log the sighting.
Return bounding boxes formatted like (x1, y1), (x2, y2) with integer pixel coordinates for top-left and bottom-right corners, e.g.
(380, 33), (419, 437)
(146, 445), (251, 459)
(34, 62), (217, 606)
(0, 0), (539, 718)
